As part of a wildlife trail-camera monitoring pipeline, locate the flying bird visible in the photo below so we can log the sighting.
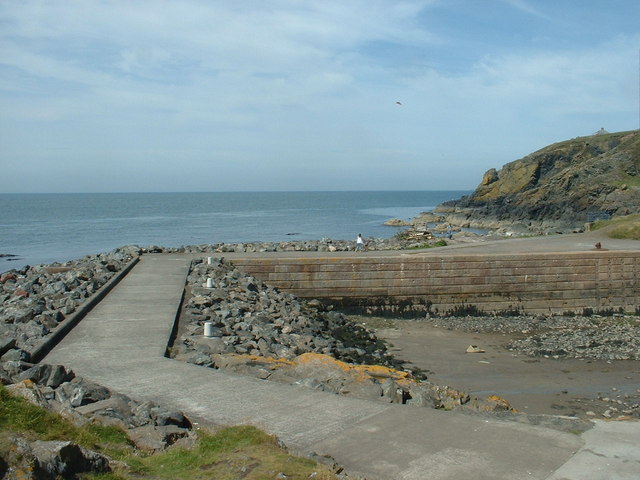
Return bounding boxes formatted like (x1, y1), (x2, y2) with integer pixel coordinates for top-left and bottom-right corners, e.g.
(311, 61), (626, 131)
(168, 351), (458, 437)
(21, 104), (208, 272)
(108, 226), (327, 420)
(395, 101), (402, 105)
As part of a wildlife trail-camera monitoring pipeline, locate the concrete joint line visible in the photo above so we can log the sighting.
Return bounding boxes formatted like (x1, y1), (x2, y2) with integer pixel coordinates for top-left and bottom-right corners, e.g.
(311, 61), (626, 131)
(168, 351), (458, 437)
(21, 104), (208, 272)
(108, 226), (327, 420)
(30, 256), (141, 363)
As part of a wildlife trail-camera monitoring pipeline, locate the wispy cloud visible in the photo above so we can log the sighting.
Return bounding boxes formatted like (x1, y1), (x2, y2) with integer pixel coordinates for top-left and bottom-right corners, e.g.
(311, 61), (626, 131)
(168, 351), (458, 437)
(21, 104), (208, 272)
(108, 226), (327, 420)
(0, 0), (638, 192)
(500, 0), (552, 20)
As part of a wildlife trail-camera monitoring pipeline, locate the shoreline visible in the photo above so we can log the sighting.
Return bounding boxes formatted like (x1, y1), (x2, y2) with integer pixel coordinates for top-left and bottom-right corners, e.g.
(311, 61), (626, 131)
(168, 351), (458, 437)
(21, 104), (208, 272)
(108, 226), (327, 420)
(6, 207), (634, 273)
(3, 236), (639, 422)
(0, 230), (493, 273)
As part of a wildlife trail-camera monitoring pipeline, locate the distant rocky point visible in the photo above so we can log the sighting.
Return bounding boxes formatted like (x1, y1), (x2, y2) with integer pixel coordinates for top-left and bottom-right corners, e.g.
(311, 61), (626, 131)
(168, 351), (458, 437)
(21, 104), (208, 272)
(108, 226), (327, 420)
(425, 130), (640, 234)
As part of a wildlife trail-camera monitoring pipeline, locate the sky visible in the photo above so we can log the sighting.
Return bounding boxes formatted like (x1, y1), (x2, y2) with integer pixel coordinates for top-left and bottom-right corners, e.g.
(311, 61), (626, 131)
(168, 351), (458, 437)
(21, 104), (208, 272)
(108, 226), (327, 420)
(0, 0), (639, 193)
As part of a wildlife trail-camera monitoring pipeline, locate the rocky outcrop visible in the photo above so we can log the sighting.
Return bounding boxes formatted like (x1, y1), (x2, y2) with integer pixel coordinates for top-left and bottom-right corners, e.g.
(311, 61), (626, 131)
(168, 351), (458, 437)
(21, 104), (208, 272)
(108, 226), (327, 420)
(433, 130), (640, 233)
(383, 218), (412, 226)
(5, 439), (111, 480)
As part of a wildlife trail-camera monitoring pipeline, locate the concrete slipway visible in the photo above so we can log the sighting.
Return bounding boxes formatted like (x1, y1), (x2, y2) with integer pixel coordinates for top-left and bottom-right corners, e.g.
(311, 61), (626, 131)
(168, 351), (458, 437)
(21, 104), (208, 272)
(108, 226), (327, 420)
(44, 254), (640, 480)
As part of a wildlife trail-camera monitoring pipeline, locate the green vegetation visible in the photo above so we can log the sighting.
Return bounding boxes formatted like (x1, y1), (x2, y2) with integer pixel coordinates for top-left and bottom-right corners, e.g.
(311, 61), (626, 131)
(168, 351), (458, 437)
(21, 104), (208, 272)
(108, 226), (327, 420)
(616, 176), (640, 187)
(0, 384), (132, 457)
(394, 229), (411, 240)
(0, 385), (338, 480)
(591, 214), (640, 240)
(123, 426), (334, 480)
(407, 239), (448, 249)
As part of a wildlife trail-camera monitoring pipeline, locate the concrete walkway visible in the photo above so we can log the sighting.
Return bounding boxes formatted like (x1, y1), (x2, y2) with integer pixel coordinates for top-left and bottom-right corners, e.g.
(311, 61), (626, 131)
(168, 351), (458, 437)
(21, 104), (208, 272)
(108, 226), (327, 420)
(44, 254), (640, 480)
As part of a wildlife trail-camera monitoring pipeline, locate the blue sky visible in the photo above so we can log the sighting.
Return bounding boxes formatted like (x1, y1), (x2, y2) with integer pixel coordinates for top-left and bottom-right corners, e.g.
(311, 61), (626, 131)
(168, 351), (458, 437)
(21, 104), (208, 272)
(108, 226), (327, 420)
(0, 0), (638, 193)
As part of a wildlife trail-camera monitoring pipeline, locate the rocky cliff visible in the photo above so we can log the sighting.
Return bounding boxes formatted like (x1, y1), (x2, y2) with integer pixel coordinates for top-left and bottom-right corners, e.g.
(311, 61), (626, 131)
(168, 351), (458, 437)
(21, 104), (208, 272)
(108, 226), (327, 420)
(434, 130), (640, 233)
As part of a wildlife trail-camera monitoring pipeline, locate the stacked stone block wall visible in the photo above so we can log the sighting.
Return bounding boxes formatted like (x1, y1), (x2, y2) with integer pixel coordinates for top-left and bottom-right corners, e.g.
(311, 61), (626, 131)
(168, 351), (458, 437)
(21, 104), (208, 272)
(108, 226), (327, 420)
(230, 251), (640, 315)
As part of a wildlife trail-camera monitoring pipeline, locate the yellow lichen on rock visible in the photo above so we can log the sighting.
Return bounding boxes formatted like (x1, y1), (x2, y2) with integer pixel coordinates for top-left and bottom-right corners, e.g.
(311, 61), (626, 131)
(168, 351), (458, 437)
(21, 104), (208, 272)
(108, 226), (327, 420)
(484, 395), (516, 412)
(295, 353), (415, 385)
(212, 353), (295, 371)
(474, 161), (540, 202)
(356, 364), (413, 386)
(216, 352), (417, 387)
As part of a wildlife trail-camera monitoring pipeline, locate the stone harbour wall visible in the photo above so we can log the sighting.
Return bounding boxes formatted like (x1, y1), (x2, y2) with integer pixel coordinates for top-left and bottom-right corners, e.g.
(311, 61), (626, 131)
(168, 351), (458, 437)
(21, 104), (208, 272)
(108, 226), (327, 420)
(229, 251), (640, 315)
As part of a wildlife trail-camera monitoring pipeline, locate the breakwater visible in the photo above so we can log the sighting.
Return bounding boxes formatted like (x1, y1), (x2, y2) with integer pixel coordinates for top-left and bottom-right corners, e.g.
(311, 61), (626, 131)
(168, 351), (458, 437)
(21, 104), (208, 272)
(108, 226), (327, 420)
(229, 250), (640, 315)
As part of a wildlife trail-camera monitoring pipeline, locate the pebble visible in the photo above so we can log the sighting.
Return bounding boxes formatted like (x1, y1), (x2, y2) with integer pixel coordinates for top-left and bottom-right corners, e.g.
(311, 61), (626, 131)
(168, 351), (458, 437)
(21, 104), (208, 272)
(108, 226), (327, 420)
(427, 314), (640, 361)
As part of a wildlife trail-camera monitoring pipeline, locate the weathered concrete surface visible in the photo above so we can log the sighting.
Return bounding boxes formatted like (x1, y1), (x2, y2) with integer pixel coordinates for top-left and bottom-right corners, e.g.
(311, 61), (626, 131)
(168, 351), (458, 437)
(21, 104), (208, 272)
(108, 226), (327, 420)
(43, 253), (640, 480)
(547, 420), (640, 480)
(29, 256), (140, 363)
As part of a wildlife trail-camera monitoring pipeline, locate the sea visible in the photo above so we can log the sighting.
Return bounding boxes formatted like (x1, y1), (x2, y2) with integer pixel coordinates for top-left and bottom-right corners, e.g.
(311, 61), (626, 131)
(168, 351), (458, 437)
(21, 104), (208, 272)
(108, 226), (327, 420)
(0, 190), (469, 271)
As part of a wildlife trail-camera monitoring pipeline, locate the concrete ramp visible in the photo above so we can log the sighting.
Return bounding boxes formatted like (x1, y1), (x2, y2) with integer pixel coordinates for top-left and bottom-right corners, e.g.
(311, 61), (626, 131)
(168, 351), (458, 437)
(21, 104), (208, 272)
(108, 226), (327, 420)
(44, 254), (638, 480)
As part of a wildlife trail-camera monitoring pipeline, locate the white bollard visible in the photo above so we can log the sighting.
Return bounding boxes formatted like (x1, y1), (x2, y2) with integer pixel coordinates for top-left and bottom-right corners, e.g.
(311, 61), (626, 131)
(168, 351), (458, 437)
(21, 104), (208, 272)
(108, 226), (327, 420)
(207, 256), (214, 265)
(204, 321), (213, 337)
(205, 278), (214, 288)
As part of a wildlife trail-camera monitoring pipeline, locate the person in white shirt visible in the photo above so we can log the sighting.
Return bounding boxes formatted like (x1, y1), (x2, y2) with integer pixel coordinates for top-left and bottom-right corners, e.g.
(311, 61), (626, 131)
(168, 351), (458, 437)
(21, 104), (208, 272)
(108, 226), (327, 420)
(356, 234), (364, 251)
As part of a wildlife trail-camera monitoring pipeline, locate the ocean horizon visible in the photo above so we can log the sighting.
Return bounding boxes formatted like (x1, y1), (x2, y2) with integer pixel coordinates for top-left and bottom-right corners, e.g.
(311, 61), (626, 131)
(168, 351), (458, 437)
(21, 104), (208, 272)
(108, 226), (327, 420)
(0, 190), (470, 270)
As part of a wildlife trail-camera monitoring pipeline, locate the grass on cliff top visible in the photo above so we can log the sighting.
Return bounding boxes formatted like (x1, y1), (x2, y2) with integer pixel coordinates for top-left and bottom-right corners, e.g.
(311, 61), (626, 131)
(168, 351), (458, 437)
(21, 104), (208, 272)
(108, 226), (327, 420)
(591, 214), (640, 240)
(0, 384), (338, 480)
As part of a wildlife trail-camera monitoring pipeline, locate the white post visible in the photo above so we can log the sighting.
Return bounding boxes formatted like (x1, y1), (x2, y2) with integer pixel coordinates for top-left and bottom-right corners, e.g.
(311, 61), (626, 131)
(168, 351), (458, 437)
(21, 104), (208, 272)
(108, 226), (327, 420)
(204, 321), (213, 337)
(205, 278), (214, 288)
(207, 256), (214, 265)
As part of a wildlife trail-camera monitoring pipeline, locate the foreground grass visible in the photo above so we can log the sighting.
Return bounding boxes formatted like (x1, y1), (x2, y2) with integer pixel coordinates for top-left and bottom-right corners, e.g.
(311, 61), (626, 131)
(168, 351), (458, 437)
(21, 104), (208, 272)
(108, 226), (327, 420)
(592, 214), (640, 240)
(0, 384), (133, 458)
(0, 385), (338, 479)
(121, 427), (336, 480)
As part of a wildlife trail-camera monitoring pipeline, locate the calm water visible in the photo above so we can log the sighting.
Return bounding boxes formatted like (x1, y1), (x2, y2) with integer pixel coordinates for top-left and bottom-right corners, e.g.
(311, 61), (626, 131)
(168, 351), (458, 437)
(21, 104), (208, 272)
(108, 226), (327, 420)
(0, 191), (468, 270)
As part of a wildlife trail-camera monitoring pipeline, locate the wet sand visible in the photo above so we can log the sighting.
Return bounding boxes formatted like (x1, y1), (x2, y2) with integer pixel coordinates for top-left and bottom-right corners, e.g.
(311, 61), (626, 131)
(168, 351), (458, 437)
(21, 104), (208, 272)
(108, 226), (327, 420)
(357, 317), (640, 419)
